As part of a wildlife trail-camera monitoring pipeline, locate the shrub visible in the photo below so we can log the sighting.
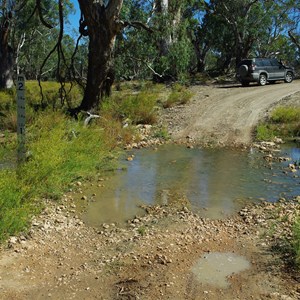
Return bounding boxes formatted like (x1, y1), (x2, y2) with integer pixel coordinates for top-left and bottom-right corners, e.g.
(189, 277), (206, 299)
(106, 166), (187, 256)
(256, 124), (275, 141)
(271, 106), (300, 123)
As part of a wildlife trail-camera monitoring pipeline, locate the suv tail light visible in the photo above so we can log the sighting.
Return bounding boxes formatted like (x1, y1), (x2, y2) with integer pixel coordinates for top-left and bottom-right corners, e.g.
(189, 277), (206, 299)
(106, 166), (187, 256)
(250, 64), (256, 71)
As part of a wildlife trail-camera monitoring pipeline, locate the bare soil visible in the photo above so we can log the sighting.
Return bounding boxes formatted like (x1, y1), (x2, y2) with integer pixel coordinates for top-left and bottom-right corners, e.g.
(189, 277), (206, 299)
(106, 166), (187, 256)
(1, 82), (300, 300)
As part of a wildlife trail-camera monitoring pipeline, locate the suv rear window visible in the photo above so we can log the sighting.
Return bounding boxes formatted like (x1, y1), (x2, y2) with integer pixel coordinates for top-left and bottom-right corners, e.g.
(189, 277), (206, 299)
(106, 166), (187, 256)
(255, 60), (264, 67)
(270, 59), (280, 66)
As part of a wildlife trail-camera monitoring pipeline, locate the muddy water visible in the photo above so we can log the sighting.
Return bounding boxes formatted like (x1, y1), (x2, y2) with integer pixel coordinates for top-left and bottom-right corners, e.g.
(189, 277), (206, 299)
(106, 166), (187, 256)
(77, 144), (300, 225)
(191, 252), (250, 288)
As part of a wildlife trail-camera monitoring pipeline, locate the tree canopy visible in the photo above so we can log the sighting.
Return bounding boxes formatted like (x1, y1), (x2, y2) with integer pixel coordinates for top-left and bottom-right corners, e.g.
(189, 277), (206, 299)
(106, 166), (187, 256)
(0, 0), (299, 110)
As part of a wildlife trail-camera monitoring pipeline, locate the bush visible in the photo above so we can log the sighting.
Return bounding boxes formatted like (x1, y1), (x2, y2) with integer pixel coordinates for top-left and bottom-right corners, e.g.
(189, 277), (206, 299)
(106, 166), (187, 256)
(271, 106), (300, 123)
(256, 124), (275, 141)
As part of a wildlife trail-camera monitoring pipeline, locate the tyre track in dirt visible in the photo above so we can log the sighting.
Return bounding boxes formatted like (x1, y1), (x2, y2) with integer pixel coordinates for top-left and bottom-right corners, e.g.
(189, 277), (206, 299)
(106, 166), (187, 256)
(164, 81), (300, 146)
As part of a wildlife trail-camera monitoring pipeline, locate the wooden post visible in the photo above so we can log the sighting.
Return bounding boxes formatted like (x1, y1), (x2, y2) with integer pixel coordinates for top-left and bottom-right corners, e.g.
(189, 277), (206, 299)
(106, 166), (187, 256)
(16, 74), (26, 163)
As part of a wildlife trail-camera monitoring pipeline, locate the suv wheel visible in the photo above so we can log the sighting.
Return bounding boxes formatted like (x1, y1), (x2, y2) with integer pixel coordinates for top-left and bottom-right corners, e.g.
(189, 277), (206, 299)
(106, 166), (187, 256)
(258, 74), (267, 86)
(239, 65), (248, 77)
(284, 72), (293, 83)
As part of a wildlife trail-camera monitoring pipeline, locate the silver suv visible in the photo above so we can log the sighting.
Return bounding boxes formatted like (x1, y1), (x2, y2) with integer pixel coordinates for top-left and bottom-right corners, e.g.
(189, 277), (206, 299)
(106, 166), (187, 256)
(236, 58), (294, 86)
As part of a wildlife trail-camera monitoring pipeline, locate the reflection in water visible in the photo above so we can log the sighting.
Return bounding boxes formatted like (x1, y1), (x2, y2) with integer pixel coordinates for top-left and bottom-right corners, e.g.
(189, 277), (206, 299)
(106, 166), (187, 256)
(79, 144), (300, 225)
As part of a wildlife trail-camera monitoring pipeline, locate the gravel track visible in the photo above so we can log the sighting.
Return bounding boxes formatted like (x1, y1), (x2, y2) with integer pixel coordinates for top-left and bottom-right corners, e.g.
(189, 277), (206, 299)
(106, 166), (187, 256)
(162, 81), (300, 146)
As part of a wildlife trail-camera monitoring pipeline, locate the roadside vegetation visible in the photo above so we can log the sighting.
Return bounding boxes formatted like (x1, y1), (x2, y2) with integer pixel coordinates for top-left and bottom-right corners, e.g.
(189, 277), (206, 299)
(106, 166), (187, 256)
(256, 105), (300, 269)
(0, 80), (193, 242)
(256, 106), (300, 141)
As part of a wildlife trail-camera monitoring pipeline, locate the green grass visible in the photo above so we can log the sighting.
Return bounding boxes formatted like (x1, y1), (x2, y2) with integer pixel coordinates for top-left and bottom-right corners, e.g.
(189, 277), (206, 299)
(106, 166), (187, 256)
(0, 112), (119, 242)
(0, 81), (83, 131)
(162, 85), (193, 108)
(102, 91), (159, 125)
(256, 124), (276, 141)
(256, 106), (300, 141)
(271, 106), (300, 123)
(153, 126), (170, 140)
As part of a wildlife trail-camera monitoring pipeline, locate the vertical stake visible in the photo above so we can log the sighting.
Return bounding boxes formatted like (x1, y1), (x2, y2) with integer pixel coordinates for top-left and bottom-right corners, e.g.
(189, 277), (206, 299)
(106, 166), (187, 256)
(17, 74), (26, 163)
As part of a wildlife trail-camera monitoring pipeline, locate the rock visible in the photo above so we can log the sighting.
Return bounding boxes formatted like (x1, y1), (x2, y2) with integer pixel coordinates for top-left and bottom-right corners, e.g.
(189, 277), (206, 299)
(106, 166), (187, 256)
(274, 137), (284, 144)
(9, 236), (18, 245)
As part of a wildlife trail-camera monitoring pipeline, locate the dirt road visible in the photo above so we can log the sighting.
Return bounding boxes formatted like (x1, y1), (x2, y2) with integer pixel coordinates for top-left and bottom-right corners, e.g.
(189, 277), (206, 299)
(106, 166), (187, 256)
(163, 81), (300, 146)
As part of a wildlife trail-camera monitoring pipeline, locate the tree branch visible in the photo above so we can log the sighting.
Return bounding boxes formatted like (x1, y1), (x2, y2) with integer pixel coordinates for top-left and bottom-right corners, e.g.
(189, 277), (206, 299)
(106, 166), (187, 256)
(122, 20), (154, 33)
(36, 0), (53, 29)
(288, 30), (300, 51)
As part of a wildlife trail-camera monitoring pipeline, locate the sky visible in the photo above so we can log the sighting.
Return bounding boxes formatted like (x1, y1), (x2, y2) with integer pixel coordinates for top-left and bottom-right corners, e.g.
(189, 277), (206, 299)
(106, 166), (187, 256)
(65, 1), (80, 36)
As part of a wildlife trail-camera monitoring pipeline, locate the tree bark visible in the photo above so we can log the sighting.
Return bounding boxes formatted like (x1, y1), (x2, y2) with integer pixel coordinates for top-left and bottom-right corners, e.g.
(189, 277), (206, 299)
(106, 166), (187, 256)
(156, 0), (171, 56)
(0, 10), (14, 89)
(76, 0), (123, 112)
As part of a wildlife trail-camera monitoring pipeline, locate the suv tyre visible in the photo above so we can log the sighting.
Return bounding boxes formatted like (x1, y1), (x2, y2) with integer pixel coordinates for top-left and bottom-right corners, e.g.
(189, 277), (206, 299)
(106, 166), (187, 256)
(284, 72), (293, 83)
(258, 74), (267, 86)
(239, 65), (248, 77)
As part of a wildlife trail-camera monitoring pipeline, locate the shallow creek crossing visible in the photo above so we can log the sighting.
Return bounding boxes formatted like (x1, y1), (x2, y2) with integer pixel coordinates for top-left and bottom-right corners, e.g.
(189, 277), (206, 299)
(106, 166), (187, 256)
(70, 142), (300, 289)
(75, 143), (300, 225)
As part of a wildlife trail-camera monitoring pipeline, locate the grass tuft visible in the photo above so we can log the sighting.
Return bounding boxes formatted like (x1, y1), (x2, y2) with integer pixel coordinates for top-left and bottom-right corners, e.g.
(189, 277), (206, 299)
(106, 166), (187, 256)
(163, 84), (193, 108)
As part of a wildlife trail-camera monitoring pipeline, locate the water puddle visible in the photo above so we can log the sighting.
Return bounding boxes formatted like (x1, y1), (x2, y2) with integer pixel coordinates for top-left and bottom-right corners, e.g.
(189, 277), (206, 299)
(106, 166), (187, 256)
(75, 144), (300, 225)
(191, 252), (250, 288)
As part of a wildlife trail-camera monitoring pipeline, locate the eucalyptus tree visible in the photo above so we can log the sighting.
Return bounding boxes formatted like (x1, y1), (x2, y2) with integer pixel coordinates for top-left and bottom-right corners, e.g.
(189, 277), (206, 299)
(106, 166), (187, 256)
(0, 0), (74, 88)
(147, 0), (197, 81)
(206, 0), (272, 65)
(0, 0), (17, 88)
(113, 0), (156, 80)
(16, 1), (62, 80)
(287, 4), (300, 54)
(72, 0), (125, 112)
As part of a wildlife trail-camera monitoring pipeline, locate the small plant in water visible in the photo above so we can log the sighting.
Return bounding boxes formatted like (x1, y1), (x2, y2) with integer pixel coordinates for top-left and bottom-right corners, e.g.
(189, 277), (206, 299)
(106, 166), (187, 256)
(138, 226), (147, 236)
(153, 127), (170, 140)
